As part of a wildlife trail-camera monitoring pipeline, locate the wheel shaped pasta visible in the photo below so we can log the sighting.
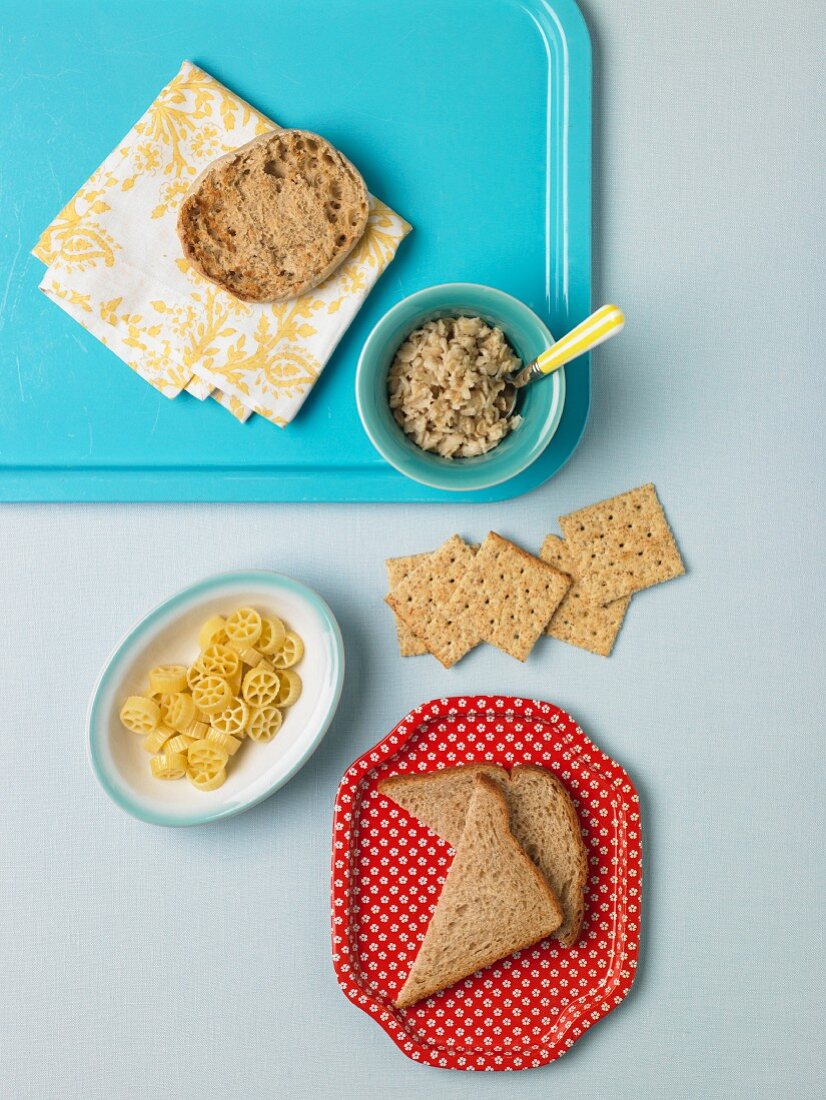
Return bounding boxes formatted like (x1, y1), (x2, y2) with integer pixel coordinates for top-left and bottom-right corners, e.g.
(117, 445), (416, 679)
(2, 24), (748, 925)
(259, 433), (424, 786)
(225, 607), (262, 648)
(148, 665), (188, 695)
(187, 738), (229, 772)
(150, 752), (188, 780)
(210, 697), (249, 738)
(122, 607), (305, 792)
(120, 696), (160, 734)
(257, 616), (286, 655)
(247, 705), (283, 743)
(142, 726), (174, 754)
(165, 734), (195, 755)
(165, 691), (197, 732)
(191, 675), (232, 716)
(242, 665), (282, 708)
(274, 669), (302, 708)
(198, 615), (227, 650)
(186, 766), (227, 791)
(206, 729), (241, 756)
(186, 660), (210, 692)
(199, 643), (241, 681)
(272, 631), (304, 669)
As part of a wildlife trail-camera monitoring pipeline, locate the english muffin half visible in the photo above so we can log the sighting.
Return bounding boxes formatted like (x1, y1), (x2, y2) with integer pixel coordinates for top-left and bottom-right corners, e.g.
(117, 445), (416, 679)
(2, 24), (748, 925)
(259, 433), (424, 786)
(177, 130), (370, 303)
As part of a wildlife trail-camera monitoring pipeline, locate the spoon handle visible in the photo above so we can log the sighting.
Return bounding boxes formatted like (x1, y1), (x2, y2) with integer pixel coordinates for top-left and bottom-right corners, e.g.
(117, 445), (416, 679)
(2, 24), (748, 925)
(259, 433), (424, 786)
(534, 304), (625, 377)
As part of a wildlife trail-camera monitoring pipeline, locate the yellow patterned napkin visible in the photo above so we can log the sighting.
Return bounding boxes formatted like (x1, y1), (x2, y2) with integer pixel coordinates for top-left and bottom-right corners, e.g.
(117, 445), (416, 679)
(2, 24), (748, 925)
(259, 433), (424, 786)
(33, 61), (411, 425)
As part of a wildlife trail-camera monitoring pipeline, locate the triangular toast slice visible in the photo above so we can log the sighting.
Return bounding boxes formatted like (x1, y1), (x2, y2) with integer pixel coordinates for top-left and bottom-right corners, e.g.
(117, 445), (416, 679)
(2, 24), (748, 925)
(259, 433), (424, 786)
(379, 763), (587, 947)
(395, 775), (564, 1008)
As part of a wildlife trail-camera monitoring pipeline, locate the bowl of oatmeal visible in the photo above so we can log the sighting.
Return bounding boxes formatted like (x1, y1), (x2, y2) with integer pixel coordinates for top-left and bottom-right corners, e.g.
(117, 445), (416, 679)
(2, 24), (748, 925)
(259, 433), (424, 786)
(355, 283), (565, 491)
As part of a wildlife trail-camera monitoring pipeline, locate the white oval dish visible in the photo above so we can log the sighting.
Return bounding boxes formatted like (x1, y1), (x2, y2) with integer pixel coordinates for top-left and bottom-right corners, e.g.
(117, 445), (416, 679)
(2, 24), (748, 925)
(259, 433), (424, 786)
(87, 571), (344, 826)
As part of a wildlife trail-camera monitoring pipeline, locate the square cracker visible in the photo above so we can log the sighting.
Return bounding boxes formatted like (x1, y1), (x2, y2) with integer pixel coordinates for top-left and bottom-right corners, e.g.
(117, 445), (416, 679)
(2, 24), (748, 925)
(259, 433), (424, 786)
(385, 553), (432, 657)
(446, 532), (571, 661)
(385, 535), (481, 668)
(540, 535), (631, 657)
(559, 483), (685, 606)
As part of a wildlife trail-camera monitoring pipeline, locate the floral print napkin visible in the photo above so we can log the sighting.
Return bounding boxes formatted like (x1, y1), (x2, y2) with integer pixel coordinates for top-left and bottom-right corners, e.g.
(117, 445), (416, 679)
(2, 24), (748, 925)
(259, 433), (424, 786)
(32, 61), (411, 425)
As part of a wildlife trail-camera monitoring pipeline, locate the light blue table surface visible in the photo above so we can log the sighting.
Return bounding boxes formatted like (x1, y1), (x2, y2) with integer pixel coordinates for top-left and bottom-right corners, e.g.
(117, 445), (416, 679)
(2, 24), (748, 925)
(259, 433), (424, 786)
(1, 1), (824, 1098)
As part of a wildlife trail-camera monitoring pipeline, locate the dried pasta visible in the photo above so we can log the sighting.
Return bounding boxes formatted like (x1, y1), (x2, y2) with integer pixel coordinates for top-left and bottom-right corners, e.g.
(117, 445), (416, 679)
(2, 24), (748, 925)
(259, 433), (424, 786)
(210, 697), (249, 738)
(165, 692), (197, 732)
(200, 643), (241, 681)
(225, 607), (262, 648)
(120, 696), (160, 734)
(151, 752), (188, 780)
(187, 766), (227, 792)
(206, 729), (241, 756)
(247, 705), (283, 743)
(121, 605), (305, 791)
(241, 666), (282, 708)
(191, 674), (232, 716)
(272, 631), (304, 670)
(165, 734), (196, 754)
(257, 616), (286, 655)
(142, 726), (174, 754)
(148, 665), (188, 694)
(275, 669), (302, 708)
(198, 615), (227, 650)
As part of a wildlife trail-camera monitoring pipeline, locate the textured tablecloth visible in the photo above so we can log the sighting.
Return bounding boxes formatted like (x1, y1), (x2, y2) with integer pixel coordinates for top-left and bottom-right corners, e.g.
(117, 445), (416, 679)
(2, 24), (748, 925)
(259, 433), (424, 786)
(0, 1), (823, 1098)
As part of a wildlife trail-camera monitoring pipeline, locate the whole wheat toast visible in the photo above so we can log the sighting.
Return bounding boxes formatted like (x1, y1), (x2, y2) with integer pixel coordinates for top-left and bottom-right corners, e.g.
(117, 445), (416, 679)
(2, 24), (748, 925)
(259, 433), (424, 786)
(379, 762), (587, 947)
(395, 775), (563, 1008)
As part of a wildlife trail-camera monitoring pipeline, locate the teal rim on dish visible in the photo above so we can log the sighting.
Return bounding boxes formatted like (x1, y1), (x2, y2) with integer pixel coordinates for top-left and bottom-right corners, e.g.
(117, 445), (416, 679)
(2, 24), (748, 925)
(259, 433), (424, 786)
(86, 571), (345, 827)
(355, 284), (566, 492)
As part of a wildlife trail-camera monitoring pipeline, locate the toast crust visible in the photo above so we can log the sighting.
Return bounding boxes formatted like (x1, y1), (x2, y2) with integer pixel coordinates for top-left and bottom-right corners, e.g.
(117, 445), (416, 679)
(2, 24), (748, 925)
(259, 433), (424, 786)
(511, 764), (588, 946)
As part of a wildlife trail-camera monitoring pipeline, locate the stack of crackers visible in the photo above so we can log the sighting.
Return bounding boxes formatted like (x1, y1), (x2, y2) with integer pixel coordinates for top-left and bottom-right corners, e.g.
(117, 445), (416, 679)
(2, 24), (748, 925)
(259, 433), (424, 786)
(385, 484), (685, 664)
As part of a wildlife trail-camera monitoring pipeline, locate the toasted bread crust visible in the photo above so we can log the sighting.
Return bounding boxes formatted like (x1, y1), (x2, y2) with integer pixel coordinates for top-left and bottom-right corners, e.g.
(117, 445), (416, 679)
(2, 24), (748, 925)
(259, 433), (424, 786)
(511, 764), (588, 946)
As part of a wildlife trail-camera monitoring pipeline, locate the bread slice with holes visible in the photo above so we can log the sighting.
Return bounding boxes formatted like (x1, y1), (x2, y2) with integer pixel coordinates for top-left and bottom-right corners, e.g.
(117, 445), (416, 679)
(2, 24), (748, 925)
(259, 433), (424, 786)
(395, 775), (564, 1008)
(177, 130), (370, 303)
(379, 763), (587, 947)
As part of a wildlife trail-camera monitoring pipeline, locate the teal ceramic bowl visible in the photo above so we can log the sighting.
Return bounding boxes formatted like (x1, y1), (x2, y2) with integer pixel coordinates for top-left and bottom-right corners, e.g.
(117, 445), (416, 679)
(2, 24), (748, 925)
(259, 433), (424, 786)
(87, 571), (344, 827)
(355, 284), (565, 492)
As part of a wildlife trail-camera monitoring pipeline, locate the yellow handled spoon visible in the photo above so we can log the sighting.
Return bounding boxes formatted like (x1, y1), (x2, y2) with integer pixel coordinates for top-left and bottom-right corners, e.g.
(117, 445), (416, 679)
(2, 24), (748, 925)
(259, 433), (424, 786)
(506, 304), (625, 396)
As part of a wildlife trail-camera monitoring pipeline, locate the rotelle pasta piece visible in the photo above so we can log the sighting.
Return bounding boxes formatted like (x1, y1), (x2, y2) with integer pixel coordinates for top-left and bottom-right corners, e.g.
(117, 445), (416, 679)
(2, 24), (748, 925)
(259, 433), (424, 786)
(275, 668), (302, 708)
(187, 766), (226, 792)
(186, 660), (210, 692)
(187, 738), (229, 773)
(257, 616), (286, 655)
(142, 726), (174, 754)
(165, 734), (195, 755)
(210, 697), (249, 738)
(272, 631), (304, 669)
(200, 643), (241, 681)
(206, 729), (241, 756)
(191, 674), (232, 716)
(225, 607), (262, 648)
(148, 665), (188, 694)
(198, 615), (227, 650)
(182, 719), (210, 740)
(150, 752), (188, 780)
(242, 665), (282, 708)
(247, 705), (283, 743)
(120, 696), (160, 734)
(165, 691), (197, 732)
(238, 646), (264, 667)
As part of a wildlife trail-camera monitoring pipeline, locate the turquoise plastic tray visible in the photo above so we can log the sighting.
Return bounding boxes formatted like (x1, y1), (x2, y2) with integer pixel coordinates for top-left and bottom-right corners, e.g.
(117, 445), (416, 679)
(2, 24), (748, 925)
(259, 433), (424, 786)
(0, 0), (591, 502)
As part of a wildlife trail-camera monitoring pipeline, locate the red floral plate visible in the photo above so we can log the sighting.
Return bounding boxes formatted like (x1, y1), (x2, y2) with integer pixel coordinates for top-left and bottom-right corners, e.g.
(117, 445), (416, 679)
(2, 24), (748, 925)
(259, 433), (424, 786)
(331, 696), (641, 1071)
